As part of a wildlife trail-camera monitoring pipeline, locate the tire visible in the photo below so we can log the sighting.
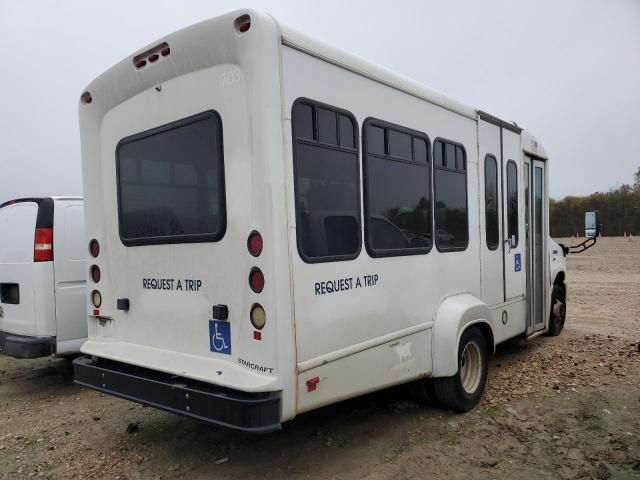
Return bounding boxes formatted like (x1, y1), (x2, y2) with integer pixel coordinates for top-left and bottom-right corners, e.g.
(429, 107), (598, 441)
(433, 326), (488, 412)
(547, 284), (566, 336)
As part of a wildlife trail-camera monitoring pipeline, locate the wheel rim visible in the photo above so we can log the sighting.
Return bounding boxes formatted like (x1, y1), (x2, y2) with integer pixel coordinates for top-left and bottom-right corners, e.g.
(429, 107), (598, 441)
(460, 340), (483, 395)
(553, 297), (566, 326)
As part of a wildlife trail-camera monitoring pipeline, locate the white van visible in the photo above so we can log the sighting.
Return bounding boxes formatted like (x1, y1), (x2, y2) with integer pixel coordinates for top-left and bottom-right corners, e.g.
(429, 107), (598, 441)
(0, 197), (87, 358)
(75, 10), (569, 432)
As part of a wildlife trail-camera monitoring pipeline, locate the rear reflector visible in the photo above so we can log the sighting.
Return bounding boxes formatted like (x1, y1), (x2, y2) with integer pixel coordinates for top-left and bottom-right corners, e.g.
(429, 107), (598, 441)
(34, 227), (53, 262)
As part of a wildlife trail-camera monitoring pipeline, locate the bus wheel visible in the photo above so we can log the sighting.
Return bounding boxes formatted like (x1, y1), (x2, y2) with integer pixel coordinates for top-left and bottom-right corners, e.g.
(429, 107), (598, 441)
(434, 326), (488, 412)
(547, 284), (566, 336)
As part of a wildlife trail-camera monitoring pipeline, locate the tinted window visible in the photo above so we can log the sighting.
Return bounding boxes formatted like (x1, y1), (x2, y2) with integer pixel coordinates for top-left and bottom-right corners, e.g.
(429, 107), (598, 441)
(364, 120), (432, 256)
(317, 107), (338, 145)
(484, 155), (499, 250)
(507, 160), (518, 246)
(414, 138), (428, 164)
(292, 100), (360, 261)
(434, 139), (468, 251)
(116, 110), (225, 246)
(388, 129), (412, 160)
(294, 103), (314, 140)
(339, 114), (355, 148)
(367, 125), (385, 155)
(434, 141), (444, 167)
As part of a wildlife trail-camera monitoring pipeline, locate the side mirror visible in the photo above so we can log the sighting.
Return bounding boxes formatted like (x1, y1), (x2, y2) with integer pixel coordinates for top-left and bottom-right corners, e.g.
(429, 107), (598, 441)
(585, 210), (600, 238)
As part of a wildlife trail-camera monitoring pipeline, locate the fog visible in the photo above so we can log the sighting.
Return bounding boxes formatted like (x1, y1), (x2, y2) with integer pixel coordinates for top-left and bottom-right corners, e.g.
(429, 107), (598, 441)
(1, 0), (638, 200)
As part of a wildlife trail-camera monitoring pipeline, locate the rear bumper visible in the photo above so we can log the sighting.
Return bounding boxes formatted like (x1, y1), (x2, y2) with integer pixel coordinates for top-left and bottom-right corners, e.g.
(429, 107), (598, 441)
(0, 331), (55, 358)
(73, 356), (282, 433)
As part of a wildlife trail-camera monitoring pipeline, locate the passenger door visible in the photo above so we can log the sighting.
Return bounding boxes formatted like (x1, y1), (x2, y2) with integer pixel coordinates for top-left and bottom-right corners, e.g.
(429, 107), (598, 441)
(478, 119), (503, 306)
(525, 157), (547, 334)
(501, 130), (524, 301)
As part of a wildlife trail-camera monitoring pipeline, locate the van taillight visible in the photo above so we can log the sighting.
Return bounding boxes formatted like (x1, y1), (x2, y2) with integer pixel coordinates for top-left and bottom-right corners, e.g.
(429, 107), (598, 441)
(34, 227), (53, 262)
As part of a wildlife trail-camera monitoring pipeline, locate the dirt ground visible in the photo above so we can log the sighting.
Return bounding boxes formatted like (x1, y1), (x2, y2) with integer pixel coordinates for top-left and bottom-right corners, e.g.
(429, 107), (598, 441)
(1, 237), (639, 479)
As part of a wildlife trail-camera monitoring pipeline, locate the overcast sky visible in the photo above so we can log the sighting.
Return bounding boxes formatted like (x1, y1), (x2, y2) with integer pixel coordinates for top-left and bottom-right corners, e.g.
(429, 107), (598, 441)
(1, 0), (638, 201)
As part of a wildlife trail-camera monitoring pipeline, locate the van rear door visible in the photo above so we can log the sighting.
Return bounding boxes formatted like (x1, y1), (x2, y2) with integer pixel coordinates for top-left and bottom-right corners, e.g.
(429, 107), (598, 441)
(0, 199), (56, 340)
(53, 200), (86, 353)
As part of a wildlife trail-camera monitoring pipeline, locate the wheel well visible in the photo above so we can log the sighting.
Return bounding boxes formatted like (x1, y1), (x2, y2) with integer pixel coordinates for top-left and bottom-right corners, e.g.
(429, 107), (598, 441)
(468, 322), (494, 357)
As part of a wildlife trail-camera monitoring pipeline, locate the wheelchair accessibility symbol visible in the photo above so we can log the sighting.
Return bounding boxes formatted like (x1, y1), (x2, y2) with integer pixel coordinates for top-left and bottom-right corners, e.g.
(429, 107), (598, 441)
(209, 320), (231, 355)
(514, 253), (522, 272)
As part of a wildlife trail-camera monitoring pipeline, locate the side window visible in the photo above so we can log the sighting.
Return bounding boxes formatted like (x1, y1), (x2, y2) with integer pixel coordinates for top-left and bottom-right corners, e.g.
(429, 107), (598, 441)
(292, 99), (361, 262)
(506, 160), (518, 246)
(363, 119), (432, 256)
(484, 155), (499, 250)
(433, 139), (468, 251)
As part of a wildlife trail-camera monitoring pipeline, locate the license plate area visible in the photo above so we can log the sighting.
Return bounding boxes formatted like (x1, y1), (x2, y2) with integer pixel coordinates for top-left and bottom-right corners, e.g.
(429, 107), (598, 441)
(0, 283), (20, 304)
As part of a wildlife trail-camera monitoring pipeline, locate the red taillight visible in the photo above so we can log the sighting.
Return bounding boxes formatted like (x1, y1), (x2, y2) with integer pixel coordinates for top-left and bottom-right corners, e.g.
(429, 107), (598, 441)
(148, 54), (159, 63)
(249, 268), (264, 293)
(34, 227), (53, 262)
(239, 21), (251, 32)
(89, 239), (100, 258)
(247, 231), (263, 257)
(90, 265), (101, 283)
(160, 46), (170, 56)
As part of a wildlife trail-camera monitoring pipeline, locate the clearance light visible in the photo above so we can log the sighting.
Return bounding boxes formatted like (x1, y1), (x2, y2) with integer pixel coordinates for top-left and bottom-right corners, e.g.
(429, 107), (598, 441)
(34, 228), (54, 262)
(90, 265), (101, 283)
(89, 239), (100, 258)
(247, 231), (263, 257)
(250, 304), (266, 330)
(235, 14), (251, 33)
(91, 290), (102, 308)
(249, 268), (264, 293)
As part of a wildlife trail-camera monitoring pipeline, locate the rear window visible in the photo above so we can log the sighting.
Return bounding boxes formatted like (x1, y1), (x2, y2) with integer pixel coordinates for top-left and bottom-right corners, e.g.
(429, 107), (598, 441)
(116, 110), (225, 246)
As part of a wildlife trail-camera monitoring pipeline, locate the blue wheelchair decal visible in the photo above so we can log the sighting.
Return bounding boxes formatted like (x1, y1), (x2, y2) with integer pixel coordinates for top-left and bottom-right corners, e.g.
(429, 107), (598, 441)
(514, 253), (522, 272)
(209, 320), (231, 355)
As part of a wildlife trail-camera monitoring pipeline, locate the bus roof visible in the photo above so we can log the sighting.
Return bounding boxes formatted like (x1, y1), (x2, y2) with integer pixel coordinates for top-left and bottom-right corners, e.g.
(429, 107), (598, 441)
(81, 9), (548, 160)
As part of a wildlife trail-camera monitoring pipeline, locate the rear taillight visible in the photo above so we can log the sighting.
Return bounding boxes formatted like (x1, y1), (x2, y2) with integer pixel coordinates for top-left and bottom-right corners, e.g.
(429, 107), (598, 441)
(249, 268), (264, 293)
(34, 227), (53, 262)
(90, 265), (101, 283)
(89, 239), (100, 258)
(247, 231), (263, 257)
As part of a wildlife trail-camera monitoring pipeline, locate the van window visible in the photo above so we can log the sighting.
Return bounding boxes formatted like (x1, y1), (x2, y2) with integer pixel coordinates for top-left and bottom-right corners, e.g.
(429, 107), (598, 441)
(116, 110), (225, 246)
(363, 119), (432, 256)
(506, 160), (518, 246)
(484, 155), (499, 250)
(433, 139), (468, 251)
(292, 100), (360, 262)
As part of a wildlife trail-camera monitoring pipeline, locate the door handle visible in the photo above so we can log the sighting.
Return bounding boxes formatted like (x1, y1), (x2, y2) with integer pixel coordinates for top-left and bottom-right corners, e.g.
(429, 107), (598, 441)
(504, 238), (512, 253)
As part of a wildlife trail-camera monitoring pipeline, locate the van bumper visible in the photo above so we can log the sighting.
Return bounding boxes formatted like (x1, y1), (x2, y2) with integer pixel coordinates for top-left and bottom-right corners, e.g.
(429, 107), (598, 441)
(0, 331), (55, 358)
(73, 356), (282, 433)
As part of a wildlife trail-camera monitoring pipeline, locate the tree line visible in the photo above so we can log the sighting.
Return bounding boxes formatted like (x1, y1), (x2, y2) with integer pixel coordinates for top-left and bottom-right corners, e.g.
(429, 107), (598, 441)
(550, 167), (640, 237)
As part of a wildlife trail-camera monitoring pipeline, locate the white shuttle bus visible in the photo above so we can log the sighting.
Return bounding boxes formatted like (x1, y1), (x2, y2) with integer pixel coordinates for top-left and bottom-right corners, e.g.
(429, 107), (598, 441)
(0, 197), (87, 358)
(75, 10), (569, 432)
